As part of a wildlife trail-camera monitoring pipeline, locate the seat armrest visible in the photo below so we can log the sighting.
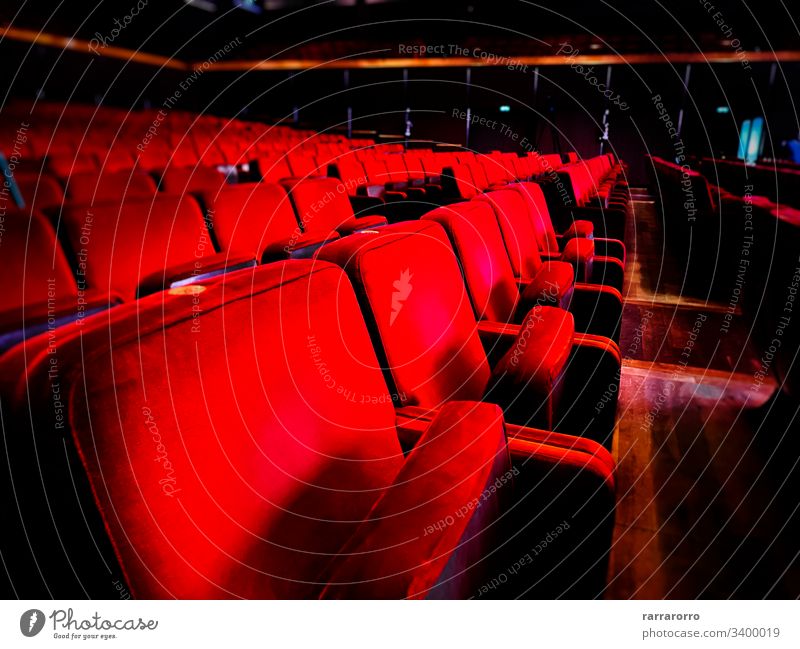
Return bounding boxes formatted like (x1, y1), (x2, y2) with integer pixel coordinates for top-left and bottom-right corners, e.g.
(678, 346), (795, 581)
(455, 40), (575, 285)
(381, 190), (408, 202)
(569, 283), (623, 341)
(137, 253), (257, 297)
(261, 231), (340, 263)
(506, 423), (615, 481)
(349, 194), (385, 213)
(558, 333), (621, 449)
(518, 263), (575, 317)
(0, 292), (120, 353)
(590, 256), (625, 292)
(593, 237), (626, 264)
(337, 214), (389, 235)
(561, 237), (595, 283)
(486, 307), (575, 430)
(395, 407), (615, 487)
(569, 206), (626, 240)
(320, 401), (510, 599)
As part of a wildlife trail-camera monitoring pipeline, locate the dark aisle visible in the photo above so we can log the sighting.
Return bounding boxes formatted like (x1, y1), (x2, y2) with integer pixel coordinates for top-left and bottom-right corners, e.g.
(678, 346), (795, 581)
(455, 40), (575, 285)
(606, 194), (800, 599)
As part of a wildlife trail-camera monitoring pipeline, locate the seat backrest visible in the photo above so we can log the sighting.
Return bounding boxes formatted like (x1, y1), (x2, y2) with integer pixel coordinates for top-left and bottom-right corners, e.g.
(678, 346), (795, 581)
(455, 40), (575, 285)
(14, 261), (403, 598)
(476, 189), (544, 279)
(160, 165), (226, 195)
(287, 152), (322, 178)
(288, 177), (356, 237)
(362, 158), (392, 186)
(47, 153), (98, 177)
(539, 153), (564, 174)
(402, 154), (427, 181)
(332, 153), (369, 195)
(423, 201), (520, 324)
(0, 210), (78, 317)
(316, 221), (491, 410)
(64, 169), (158, 204)
(448, 163), (479, 199)
(11, 171), (64, 212)
(465, 160), (490, 190)
(382, 155), (410, 183)
(204, 182), (300, 258)
(59, 194), (214, 300)
(508, 182), (560, 253)
(478, 155), (510, 185)
(257, 155), (292, 183)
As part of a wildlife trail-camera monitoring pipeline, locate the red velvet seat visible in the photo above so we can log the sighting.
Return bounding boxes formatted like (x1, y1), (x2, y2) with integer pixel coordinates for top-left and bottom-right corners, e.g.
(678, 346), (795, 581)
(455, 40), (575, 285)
(59, 194), (253, 300)
(257, 155), (293, 183)
(316, 220), (620, 443)
(316, 225), (618, 592)
(0, 261), (517, 598)
(286, 152), (323, 178)
(0, 211), (109, 351)
(159, 164), (227, 195)
(287, 177), (388, 236)
(9, 171), (64, 213)
(202, 182), (338, 261)
(63, 169), (158, 204)
(423, 199), (622, 341)
(508, 182), (626, 290)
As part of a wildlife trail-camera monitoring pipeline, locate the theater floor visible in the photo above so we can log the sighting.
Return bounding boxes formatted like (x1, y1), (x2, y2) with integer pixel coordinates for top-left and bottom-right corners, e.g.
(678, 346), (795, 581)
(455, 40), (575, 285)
(606, 194), (800, 599)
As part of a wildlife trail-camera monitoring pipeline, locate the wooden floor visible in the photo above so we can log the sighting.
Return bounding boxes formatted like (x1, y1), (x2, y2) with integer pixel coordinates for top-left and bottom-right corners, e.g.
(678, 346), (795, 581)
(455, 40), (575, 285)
(605, 193), (800, 598)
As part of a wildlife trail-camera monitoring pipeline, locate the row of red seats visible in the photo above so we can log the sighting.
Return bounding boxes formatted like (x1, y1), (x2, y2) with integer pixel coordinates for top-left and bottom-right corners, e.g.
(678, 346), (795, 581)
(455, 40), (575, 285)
(0, 174), (394, 351)
(2, 142), (628, 348)
(698, 157), (800, 208)
(1, 100), (372, 176)
(0, 221), (620, 597)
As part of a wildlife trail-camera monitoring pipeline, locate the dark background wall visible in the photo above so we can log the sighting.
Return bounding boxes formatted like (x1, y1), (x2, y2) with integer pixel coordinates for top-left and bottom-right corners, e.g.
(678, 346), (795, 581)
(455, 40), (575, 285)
(3, 37), (799, 185)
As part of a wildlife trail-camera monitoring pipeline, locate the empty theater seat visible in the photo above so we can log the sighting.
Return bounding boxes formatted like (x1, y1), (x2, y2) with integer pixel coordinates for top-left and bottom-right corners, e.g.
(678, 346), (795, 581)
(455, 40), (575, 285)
(202, 182), (339, 260)
(159, 164), (228, 195)
(423, 200), (622, 340)
(287, 177), (388, 236)
(315, 225), (618, 593)
(59, 194), (254, 300)
(316, 220), (620, 444)
(0, 260), (520, 598)
(508, 182), (626, 290)
(472, 191), (623, 340)
(0, 211), (109, 351)
(63, 169), (158, 204)
(6, 171), (64, 213)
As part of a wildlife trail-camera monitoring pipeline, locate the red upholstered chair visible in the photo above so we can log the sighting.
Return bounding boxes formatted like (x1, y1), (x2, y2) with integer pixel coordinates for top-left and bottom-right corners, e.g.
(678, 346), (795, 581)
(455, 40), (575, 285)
(8, 171), (64, 213)
(256, 155), (293, 183)
(63, 169), (158, 204)
(287, 177), (387, 236)
(0, 260), (526, 598)
(201, 182), (339, 261)
(159, 164), (227, 195)
(286, 151), (324, 179)
(423, 199), (622, 341)
(59, 194), (255, 300)
(0, 211), (110, 352)
(316, 220), (620, 444)
(316, 230), (618, 594)
(508, 182), (626, 291)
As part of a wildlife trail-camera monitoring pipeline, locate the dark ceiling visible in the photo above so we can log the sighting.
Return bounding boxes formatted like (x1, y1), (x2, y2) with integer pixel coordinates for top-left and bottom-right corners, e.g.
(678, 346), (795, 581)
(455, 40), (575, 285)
(2, 0), (799, 63)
